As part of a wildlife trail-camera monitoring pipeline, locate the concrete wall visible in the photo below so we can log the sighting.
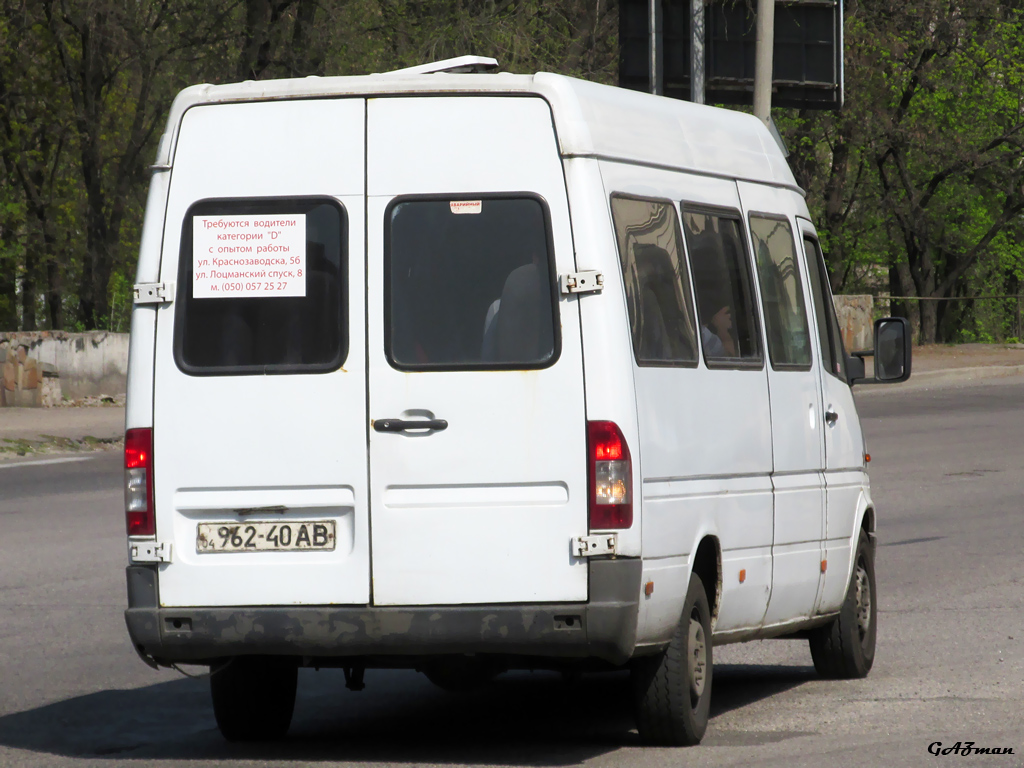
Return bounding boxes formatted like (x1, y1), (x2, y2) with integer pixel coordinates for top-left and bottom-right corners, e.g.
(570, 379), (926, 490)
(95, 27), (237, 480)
(1, 331), (129, 402)
(834, 295), (874, 353)
(1, 297), (874, 405)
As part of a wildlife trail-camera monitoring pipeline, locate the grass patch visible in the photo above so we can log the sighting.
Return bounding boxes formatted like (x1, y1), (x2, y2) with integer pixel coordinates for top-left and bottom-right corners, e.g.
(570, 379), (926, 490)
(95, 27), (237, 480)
(0, 438), (41, 456)
(1, 434), (122, 456)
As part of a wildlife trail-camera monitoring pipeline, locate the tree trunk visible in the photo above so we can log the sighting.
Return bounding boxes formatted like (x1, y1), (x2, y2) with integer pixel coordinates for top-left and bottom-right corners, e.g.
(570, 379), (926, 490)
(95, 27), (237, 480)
(0, 229), (18, 330)
(45, 254), (62, 329)
(24, 163), (62, 330)
(239, 0), (272, 80)
(888, 260), (920, 344)
(934, 295), (952, 342)
(21, 240), (37, 331)
(561, 0), (599, 75)
(0, 154), (19, 329)
(823, 132), (851, 291)
(887, 265), (905, 320)
(289, 0), (322, 76)
(76, 122), (113, 329)
(78, 223), (115, 330)
(919, 299), (938, 345)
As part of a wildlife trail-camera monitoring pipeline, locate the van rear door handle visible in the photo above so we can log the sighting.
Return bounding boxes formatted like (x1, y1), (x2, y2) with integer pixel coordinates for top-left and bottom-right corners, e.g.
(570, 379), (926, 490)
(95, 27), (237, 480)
(373, 418), (448, 433)
(824, 409), (839, 426)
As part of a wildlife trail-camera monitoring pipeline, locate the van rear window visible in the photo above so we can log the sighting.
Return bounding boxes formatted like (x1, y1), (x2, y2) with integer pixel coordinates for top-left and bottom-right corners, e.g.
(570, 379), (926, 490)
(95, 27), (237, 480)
(385, 196), (559, 370)
(174, 199), (347, 375)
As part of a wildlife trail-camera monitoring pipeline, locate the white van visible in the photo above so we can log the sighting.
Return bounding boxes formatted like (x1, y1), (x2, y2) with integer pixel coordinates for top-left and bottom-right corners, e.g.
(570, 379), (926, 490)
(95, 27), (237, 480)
(124, 57), (911, 745)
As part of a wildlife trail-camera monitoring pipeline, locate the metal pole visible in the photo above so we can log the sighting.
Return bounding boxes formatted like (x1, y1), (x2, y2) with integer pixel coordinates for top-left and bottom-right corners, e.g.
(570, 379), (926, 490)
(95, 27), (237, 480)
(753, 0), (775, 124)
(691, 0), (705, 104)
(649, 0), (663, 95)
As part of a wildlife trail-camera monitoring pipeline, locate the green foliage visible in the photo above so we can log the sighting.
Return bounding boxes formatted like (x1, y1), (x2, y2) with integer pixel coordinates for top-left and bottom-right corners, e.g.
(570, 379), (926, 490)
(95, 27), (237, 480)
(776, 0), (1024, 342)
(334, 0), (617, 82)
(1, 0), (1022, 343)
(106, 271), (132, 333)
(0, 0), (617, 331)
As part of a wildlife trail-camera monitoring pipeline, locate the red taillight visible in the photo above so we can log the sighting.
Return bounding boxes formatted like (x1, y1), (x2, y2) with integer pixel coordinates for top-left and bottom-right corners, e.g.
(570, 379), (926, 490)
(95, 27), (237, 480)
(587, 421), (633, 530)
(125, 428), (154, 536)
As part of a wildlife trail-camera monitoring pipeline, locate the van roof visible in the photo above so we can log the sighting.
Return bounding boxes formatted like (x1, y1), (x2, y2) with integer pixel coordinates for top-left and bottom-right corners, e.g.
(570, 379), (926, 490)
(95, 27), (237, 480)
(158, 70), (799, 193)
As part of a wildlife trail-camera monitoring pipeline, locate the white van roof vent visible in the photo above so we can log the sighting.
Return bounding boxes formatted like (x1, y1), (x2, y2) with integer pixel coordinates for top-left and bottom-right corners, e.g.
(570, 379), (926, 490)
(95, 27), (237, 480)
(379, 56), (499, 76)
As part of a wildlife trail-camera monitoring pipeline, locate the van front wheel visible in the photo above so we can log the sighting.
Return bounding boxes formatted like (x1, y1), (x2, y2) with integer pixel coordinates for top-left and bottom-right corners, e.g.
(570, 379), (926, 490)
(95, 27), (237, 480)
(809, 528), (877, 679)
(210, 656), (298, 741)
(631, 573), (712, 746)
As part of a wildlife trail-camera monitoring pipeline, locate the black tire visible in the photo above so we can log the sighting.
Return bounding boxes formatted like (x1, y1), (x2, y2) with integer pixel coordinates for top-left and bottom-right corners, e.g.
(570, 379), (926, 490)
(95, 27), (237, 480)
(809, 528), (877, 679)
(210, 656), (298, 742)
(631, 573), (713, 746)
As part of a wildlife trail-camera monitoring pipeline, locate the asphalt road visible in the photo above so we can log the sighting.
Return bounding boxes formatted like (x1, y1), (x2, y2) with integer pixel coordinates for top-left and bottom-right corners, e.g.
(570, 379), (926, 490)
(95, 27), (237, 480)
(0, 377), (1022, 767)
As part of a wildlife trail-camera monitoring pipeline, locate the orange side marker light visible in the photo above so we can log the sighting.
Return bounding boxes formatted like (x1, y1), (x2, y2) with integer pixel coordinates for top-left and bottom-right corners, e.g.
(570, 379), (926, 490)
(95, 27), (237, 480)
(821, 560), (828, 573)
(739, 569), (746, 584)
(644, 581), (654, 597)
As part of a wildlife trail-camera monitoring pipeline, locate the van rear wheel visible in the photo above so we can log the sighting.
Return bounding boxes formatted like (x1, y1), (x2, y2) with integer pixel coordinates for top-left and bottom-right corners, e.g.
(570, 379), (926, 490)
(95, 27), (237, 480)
(809, 528), (877, 679)
(210, 656), (298, 741)
(631, 573), (712, 746)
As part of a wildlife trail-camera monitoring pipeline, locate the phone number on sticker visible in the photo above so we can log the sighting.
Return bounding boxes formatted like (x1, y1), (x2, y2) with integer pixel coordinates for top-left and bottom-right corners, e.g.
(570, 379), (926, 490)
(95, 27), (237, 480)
(217, 281), (293, 293)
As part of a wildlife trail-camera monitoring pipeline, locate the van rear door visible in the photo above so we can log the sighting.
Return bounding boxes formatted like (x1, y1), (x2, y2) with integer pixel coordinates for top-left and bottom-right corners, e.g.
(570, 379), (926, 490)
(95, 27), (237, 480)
(365, 96), (589, 606)
(152, 98), (370, 608)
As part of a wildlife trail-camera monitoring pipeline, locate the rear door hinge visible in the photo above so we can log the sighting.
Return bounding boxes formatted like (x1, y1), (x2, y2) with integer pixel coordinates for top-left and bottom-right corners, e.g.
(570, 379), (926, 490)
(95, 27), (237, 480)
(573, 533), (617, 557)
(559, 271), (604, 295)
(129, 540), (173, 564)
(133, 282), (175, 305)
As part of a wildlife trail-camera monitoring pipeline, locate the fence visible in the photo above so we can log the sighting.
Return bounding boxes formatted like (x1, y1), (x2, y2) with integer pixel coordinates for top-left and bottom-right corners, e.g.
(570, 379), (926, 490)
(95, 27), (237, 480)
(875, 295), (1024, 344)
(0, 293), (1018, 408)
(1, 331), (129, 406)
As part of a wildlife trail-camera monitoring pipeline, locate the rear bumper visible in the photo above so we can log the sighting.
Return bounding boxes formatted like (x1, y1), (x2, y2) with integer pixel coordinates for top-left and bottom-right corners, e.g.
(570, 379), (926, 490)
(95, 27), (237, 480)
(124, 558), (642, 666)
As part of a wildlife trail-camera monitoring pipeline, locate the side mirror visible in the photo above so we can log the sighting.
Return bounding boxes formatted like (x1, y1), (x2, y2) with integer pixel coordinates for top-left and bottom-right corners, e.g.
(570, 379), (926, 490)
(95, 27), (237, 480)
(849, 317), (912, 385)
(874, 317), (912, 382)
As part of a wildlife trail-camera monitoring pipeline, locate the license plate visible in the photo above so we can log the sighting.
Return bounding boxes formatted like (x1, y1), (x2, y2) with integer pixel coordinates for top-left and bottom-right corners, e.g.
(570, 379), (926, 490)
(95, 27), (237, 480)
(196, 521), (336, 553)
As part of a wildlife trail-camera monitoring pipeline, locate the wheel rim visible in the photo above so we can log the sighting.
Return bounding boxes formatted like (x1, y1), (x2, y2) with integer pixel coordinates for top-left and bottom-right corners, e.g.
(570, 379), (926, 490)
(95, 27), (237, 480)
(688, 611), (707, 703)
(854, 560), (872, 643)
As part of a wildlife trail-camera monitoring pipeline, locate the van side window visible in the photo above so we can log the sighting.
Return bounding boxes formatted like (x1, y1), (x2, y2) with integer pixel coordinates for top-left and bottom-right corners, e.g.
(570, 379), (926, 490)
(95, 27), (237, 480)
(174, 199), (346, 375)
(386, 196), (559, 370)
(749, 215), (812, 369)
(610, 196), (698, 365)
(681, 209), (762, 366)
(802, 236), (848, 381)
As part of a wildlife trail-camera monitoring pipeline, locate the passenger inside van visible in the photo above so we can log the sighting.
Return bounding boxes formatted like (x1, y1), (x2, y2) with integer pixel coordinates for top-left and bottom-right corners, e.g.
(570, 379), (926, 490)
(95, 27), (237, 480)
(684, 211), (761, 363)
(480, 251), (554, 364)
(700, 295), (737, 357)
(493, 260), (553, 362)
(635, 244), (696, 362)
